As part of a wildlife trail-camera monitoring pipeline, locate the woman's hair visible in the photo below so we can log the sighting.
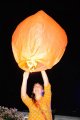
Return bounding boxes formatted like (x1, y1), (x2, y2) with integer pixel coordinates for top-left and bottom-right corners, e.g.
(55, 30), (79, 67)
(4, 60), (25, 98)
(31, 93), (36, 103)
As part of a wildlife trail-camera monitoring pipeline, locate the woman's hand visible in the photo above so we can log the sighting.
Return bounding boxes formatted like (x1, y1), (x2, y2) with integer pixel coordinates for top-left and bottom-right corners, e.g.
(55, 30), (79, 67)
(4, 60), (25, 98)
(23, 71), (30, 80)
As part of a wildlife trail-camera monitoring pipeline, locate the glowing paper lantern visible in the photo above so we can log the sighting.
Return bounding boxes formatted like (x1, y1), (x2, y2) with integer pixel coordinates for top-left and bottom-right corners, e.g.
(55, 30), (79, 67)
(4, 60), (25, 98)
(11, 10), (68, 72)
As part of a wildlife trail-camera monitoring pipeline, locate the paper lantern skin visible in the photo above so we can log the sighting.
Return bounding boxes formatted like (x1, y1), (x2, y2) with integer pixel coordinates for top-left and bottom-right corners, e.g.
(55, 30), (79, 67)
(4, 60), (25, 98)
(12, 10), (68, 72)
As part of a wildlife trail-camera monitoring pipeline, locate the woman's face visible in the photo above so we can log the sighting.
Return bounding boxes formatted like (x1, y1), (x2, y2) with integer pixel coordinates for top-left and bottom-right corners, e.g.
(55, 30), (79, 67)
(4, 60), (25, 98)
(33, 83), (43, 96)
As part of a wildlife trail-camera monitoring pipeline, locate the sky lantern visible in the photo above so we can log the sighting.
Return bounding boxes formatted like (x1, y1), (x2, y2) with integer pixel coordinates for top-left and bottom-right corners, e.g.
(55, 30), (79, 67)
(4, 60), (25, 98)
(11, 10), (68, 72)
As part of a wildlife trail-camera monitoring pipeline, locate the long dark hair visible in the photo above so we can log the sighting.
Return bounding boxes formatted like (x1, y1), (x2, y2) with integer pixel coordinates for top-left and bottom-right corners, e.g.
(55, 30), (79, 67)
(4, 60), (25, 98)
(31, 93), (36, 103)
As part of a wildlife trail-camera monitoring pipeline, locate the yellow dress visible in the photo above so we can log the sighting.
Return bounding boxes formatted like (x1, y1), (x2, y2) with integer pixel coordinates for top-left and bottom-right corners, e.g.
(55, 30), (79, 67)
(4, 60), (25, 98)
(21, 83), (52, 120)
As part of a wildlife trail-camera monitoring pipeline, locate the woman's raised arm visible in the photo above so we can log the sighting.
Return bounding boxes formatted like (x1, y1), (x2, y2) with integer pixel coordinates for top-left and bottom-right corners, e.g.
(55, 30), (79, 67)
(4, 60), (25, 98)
(41, 70), (49, 86)
(21, 72), (29, 99)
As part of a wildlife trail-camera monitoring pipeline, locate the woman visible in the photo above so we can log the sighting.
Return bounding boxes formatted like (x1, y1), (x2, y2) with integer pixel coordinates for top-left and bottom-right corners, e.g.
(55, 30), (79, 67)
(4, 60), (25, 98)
(21, 71), (52, 120)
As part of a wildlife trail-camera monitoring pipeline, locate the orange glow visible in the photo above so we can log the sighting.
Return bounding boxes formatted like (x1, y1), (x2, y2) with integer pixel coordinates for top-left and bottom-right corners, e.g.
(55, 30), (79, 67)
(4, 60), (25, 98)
(11, 10), (68, 72)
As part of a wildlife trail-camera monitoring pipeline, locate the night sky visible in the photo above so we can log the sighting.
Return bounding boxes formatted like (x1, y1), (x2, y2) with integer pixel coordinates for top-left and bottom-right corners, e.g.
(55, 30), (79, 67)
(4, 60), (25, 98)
(0, 1), (80, 117)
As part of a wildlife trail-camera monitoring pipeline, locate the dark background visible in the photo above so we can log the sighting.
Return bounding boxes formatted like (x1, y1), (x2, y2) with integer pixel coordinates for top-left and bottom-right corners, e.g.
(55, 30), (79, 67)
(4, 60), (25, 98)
(0, 0), (80, 117)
